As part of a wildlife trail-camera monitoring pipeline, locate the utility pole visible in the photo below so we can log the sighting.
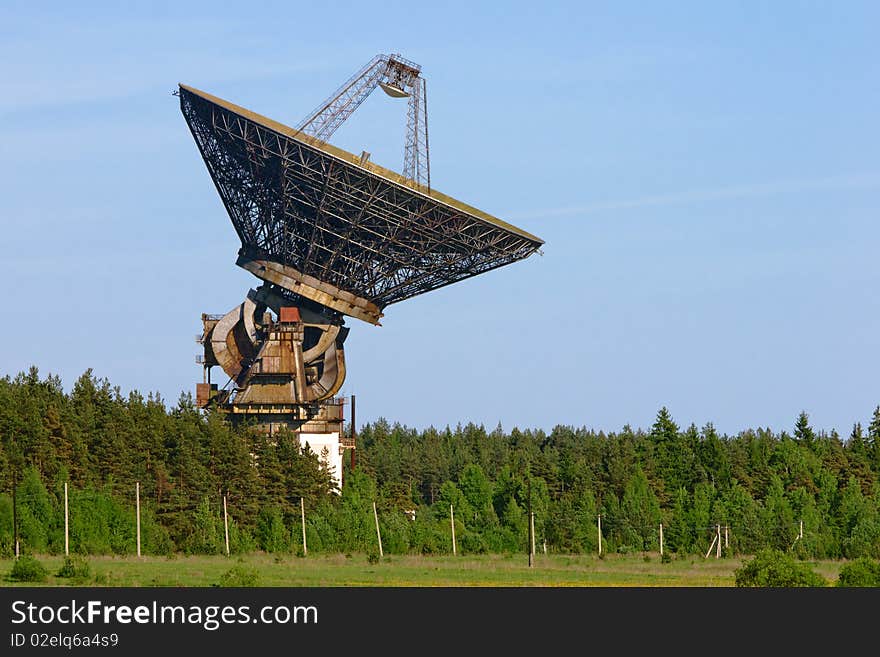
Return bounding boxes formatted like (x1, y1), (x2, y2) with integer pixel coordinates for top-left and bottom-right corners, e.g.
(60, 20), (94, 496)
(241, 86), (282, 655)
(724, 525), (729, 549)
(223, 495), (230, 556)
(13, 470), (19, 558)
(300, 497), (307, 556)
(659, 522), (664, 557)
(799, 519), (804, 540)
(597, 514), (603, 556)
(450, 504), (456, 556)
(527, 477), (534, 567)
(135, 482), (141, 558)
(716, 524), (721, 559)
(64, 482), (69, 557)
(530, 511), (536, 560)
(350, 394), (357, 472)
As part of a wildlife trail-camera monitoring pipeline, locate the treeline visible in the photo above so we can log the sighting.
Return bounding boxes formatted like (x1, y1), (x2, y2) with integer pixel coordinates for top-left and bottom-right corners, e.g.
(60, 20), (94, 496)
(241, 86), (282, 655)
(1, 367), (879, 559)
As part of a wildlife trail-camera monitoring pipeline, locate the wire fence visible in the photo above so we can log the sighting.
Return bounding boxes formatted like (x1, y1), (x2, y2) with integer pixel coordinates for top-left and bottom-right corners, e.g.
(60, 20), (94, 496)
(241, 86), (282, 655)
(0, 483), (821, 561)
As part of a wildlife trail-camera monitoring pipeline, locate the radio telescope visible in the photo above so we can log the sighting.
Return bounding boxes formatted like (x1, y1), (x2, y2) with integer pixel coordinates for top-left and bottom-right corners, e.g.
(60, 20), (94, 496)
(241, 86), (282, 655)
(178, 53), (543, 487)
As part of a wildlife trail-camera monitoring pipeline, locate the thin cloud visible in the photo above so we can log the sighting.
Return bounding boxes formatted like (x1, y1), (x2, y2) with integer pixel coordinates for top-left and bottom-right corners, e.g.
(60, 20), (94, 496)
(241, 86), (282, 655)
(506, 172), (880, 221)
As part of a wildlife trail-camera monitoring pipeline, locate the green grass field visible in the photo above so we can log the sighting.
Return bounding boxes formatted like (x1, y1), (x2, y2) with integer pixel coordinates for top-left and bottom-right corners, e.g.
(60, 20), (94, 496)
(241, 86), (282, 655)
(0, 553), (848, 587)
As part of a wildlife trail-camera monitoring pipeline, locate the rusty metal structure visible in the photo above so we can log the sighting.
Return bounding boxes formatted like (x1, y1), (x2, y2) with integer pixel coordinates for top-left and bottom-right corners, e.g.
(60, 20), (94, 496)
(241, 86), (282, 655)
(178, 53), (543, 487)
(296, 53), (430, 189)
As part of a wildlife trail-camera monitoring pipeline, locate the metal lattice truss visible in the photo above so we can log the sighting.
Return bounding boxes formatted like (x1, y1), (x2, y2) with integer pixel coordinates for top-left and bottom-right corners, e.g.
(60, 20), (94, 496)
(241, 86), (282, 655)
(295, 53), (430, 188)
(179, 84), (543, 325)
(403, 76), (430, 189)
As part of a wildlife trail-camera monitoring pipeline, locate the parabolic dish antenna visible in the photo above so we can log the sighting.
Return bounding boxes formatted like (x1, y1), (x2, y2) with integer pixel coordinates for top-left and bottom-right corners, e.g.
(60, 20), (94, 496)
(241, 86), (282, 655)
(178, 53), (543, 486)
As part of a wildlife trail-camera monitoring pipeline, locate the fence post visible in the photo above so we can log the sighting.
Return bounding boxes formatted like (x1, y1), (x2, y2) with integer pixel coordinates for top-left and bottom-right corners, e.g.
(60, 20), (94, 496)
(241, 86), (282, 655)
(373, 501), (383, 557)
(450, 504), (457, 556)
(64, 482), (69, 557)
(13, 472), (19, 558)
(223, 495), (230, 556)
(300, 497), (307, 556)
(136, 482), (141, 558)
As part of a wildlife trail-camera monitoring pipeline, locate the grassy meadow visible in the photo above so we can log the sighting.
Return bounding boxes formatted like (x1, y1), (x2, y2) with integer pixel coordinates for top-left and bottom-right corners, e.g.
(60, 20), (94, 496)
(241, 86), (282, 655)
(0, 552), (849, 587)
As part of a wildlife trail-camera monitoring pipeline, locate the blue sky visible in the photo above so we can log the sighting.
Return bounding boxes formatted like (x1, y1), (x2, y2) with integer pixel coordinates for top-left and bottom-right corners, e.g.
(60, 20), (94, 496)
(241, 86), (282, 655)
(1, 1), (877, 437)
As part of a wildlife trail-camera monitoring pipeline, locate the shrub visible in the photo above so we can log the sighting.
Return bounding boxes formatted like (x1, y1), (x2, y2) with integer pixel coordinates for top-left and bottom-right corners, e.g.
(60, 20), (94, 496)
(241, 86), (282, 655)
(459, 530), (488, 554)
(55, 557), (92, 582)
(9, 555), (48, 582)
(56, 556), (91, 582)
(734, 549), (826, 587)
(184, 497), (225, 555)
(836, 558), (880, 587)
(16, 469), (52, 554)
(141, 507), (175, 556)
(217, 563), (259, 587)
(661, 551), (673, 564)
(68, 488), (135, 555)
(0, 495), (13, 558)
(255, 507), (288, 553)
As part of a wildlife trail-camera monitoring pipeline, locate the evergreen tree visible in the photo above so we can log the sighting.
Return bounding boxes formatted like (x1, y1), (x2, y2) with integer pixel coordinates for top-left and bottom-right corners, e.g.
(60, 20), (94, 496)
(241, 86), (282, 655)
(619, 468), (661, 550)
(0, 366), (878, 559)
(794, 411), (816, 449)
(761, 476), (796, 551)
(665, 487), (691, 554)
(868, 406), (880, 473)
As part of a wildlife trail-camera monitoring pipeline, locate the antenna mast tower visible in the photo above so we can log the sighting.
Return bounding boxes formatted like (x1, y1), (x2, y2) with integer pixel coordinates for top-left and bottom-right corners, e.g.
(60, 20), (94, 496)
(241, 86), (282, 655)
(296, 53), (430, 189)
